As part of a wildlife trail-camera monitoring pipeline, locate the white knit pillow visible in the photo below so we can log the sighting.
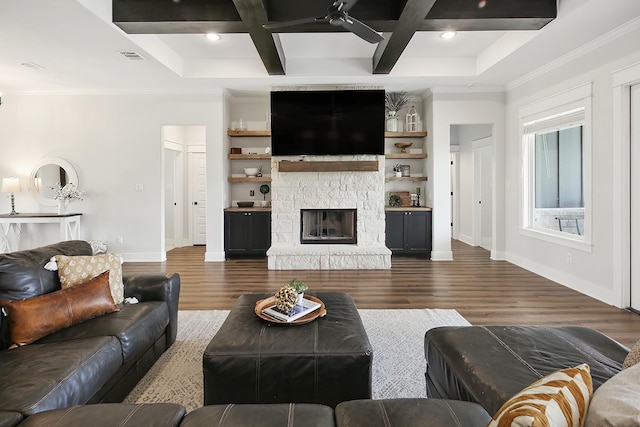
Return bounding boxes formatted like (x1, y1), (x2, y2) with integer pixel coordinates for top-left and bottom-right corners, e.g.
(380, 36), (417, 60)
(487, 363), (592, 427)
(54, 253), (124, 304)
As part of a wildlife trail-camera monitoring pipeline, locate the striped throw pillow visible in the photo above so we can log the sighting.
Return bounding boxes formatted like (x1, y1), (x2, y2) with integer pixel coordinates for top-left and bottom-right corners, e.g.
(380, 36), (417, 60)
(487, 363), (592, 427)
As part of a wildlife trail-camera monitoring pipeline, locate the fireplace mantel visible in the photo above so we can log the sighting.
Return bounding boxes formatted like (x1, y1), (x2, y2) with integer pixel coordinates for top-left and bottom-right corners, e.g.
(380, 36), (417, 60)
(278, 160), (379, 173)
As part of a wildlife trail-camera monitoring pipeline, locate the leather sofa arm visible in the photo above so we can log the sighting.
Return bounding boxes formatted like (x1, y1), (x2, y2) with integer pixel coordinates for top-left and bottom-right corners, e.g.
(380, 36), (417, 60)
(123, 273), (181, 348)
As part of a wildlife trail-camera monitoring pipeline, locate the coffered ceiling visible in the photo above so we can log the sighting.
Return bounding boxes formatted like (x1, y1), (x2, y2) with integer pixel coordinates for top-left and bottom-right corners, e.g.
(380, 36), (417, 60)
(113, 0), (557, 75)
(0, 0), (639, 94)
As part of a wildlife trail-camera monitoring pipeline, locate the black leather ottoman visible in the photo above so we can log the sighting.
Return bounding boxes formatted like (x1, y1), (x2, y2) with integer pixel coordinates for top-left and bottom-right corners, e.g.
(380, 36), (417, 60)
(335, 398), (491, 427)
(181, 404), (335, 427)
(203, 292), (372, 408)
(15, 403), (186, 427)
(425, 326), (629, 415)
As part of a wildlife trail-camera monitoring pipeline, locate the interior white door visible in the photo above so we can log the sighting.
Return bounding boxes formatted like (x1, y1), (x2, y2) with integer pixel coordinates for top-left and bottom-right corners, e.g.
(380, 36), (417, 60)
(631, 84), (640, 311)
(473, 141), (493, 250)
(190, 152), (207, 245)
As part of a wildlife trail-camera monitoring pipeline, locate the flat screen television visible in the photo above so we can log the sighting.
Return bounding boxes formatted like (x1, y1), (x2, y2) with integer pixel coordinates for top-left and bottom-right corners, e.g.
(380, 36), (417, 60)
(270, 89), (385, 156)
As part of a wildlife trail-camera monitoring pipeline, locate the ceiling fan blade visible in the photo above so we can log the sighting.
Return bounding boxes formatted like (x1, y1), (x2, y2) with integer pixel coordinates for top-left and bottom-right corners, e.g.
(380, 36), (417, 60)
(263, 16), (327, 30)
(335, 0), (359, 13)
(339, 16), (383, 44)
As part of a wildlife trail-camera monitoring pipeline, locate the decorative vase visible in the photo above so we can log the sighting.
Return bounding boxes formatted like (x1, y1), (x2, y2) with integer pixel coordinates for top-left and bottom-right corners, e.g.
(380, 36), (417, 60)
(57, 199), (69, 215)
(386, 111), (399, 132)
(296, 293), (304, 305)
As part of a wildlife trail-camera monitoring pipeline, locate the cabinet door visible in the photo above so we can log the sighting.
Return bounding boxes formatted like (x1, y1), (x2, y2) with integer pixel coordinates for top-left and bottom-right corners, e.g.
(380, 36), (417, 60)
(385, 211), (406, 252)
(224, 212), (252, 252)
(251, 211), (271, 251)
(405, 211), (431, 254)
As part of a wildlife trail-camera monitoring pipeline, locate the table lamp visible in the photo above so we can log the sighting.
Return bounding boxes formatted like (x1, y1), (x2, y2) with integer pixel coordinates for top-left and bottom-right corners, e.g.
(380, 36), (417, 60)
(2, 177), (21, 215)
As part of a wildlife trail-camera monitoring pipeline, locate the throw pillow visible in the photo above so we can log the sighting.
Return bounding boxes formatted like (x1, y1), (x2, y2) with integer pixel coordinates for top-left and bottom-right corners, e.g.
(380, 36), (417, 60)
(584, 362), (640, 426)
(0, 271), (119, 348)
(486, 363), (592, 427)
(622, 339), (640, 369)
(54, 253), (124, 304)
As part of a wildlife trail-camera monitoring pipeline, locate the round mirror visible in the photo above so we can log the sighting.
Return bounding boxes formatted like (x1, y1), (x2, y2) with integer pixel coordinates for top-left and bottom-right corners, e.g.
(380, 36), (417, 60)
(29, 158), (79, 206)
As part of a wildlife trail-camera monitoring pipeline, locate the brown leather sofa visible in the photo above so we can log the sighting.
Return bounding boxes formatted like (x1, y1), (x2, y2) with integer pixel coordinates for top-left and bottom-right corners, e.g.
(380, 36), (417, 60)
(0, 241), (181, 424)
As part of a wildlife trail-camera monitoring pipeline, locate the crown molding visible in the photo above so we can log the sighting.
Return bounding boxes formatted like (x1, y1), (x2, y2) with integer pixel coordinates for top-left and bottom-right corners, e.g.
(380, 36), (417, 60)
(506, 16), (640, 91)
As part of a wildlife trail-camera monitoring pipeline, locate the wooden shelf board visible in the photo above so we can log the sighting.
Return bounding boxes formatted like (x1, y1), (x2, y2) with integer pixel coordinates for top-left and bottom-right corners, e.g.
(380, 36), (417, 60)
(385, 131), (428, 138)
(228, 177), (272, 183)
(385, 153), (428, 159)
(227, 130), (271, 137)
(385, 176), (429, 182)
(278, 160), (379, 173)
(228, 153), (271, 159)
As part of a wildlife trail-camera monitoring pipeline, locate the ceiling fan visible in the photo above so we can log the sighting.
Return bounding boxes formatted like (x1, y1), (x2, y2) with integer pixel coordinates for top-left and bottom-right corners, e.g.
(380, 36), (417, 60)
(262, 1), (384, 44)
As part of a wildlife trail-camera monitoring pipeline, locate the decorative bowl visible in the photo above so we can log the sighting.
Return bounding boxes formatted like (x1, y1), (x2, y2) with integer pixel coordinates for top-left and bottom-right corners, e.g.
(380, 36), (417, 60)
(237, 201), (255, 208)
(244, 167), (259, 177)
(394, 142), (413, 153)
(257, 200), (270, 208)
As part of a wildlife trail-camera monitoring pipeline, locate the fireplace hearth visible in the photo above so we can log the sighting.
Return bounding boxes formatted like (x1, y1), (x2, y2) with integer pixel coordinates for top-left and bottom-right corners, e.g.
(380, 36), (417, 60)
(300, 209), (357, 244)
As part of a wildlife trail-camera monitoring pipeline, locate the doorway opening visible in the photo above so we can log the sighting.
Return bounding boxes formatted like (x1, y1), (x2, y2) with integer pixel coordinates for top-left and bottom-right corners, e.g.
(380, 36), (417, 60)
(162, 125), (206, 256)
(450, 124), (493, 257)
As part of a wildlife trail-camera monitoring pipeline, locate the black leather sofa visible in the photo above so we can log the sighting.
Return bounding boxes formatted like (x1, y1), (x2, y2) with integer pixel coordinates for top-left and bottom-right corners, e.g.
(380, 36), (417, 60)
(424, 325), (630, 416)
(0, 241), (181, 424)
(8, 400), (492, 427)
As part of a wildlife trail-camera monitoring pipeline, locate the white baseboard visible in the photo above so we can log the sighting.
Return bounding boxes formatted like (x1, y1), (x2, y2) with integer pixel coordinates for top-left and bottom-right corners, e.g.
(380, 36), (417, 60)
(121, 252), (165, 262)
(458, 234), (473, 246)
(505, 251), (618, 308)
(430, 251), (454, 261)
(205, 251), (226, 262)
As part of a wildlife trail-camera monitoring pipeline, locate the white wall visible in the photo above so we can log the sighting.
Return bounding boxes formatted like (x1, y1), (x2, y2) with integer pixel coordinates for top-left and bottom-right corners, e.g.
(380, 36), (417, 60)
(0, 93), (225, 261)
(505, 47), (640, 307)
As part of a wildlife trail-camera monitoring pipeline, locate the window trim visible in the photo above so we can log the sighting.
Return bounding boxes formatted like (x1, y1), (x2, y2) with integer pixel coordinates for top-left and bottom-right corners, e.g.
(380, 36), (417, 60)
(519, 83), (593, 252)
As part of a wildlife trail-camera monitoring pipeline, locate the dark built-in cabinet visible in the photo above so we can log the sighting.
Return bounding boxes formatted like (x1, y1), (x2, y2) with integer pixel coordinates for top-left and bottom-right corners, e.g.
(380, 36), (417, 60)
(385, 209), (432, 257)
(224, 210), (271, 256)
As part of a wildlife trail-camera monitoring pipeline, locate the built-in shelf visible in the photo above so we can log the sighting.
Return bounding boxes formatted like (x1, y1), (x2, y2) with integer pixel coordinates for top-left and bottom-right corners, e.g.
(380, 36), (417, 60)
(385, 131), (428, 138)
(228, 177), (272, 183)
(227, 130), (271, 137)
(385, 153), (428, 159)
(228, 153), (271, 159)
(278, 160), (379, 173)
(385, 176), (429, 182)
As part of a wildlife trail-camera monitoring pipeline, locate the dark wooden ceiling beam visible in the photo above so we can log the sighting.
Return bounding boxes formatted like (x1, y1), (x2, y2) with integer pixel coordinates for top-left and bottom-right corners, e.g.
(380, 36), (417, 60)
(231, 0), (286, 75)
(372, 0), (437, 75)
(112, 0), (557, 75)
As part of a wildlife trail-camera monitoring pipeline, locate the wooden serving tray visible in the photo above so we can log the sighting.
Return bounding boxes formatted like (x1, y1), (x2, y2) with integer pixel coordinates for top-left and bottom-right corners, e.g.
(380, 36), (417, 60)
(255, 295), (327, 325)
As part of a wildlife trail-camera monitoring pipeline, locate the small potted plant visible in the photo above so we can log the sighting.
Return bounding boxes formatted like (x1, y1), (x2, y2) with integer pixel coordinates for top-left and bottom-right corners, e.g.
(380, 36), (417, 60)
(259, 184), (270, 207)
(288, 278), (308, 304)
(393, 164), (402, 178)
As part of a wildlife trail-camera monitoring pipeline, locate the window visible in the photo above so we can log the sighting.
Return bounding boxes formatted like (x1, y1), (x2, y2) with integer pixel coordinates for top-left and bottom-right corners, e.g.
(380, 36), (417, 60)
(520, 84), (592, 249)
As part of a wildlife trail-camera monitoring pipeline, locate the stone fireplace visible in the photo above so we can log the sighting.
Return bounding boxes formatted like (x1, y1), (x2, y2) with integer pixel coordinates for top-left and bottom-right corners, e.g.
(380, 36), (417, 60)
(300, 209), (357, 244)
(267, 156), (391, 270)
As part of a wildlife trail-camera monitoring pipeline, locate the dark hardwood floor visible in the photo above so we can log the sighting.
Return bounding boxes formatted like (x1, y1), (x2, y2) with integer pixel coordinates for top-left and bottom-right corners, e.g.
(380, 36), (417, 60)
(123, 240), (640, 347)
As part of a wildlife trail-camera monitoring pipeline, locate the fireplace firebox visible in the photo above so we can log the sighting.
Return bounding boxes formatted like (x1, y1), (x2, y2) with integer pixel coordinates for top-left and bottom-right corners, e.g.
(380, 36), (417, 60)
(300, 209), (357, 244)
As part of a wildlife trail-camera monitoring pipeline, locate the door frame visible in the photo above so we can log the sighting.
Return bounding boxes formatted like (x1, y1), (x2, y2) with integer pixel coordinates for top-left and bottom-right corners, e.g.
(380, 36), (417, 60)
(450, 148), (460, 240)
(612, 62), (640, 309)
(163, 141), (185, 253)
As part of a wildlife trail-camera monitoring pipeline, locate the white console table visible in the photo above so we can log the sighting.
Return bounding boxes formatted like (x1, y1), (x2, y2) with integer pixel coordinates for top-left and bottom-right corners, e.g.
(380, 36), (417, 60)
(0, 213), (82, 253)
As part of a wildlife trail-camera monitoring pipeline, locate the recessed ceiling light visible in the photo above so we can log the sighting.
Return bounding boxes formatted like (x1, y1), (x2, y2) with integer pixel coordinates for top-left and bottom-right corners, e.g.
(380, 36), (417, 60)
(205, 33), (221, 41)
(440, 31), (457, 40)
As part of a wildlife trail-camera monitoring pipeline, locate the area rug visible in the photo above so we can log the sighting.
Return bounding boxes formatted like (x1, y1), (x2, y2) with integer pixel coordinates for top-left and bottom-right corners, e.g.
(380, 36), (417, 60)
(123, 308), (470, 412)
